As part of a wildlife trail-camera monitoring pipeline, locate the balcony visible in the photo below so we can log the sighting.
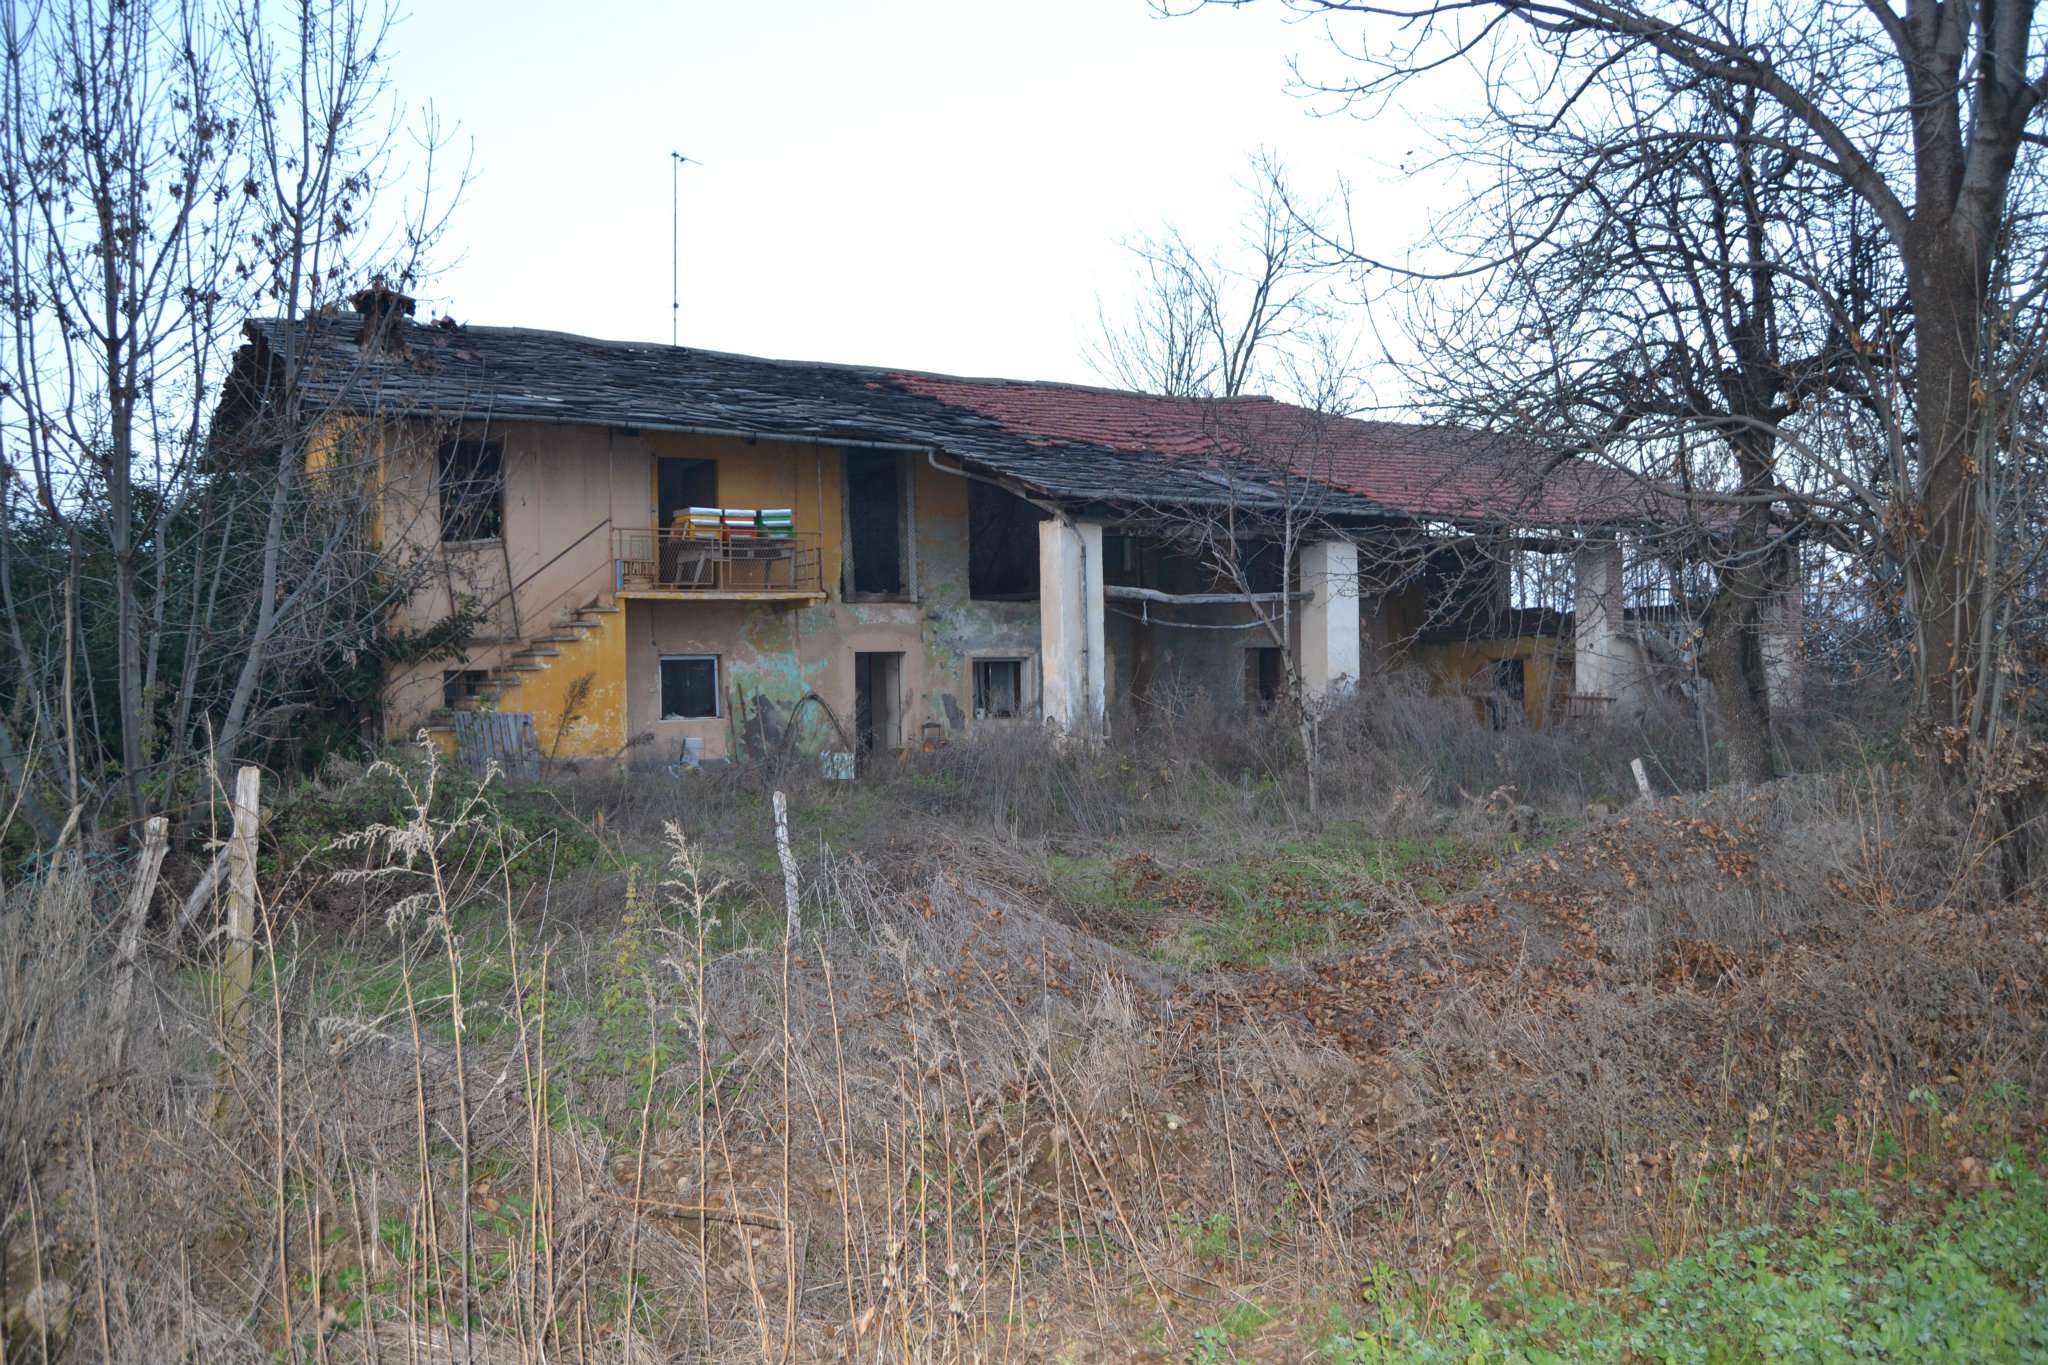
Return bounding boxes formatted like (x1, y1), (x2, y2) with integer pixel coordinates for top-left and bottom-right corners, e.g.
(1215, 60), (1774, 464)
(612, 522), (825, 602)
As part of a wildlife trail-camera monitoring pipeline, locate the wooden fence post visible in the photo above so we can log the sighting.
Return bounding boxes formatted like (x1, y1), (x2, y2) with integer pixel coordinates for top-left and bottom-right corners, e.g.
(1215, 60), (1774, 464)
(772, 790), (800, 948)
(108, 814), (170, 1071)
(220, 765), (261, 1071)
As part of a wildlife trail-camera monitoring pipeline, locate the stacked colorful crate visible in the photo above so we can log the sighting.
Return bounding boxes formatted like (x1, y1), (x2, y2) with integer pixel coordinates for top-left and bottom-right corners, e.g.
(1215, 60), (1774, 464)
(687, 506), (723, 540)
(757, 508), (794, 540)
(722, 509), (756, 542)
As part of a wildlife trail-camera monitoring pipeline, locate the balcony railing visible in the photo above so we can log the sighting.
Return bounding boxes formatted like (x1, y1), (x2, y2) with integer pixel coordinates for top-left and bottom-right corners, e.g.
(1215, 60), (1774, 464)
(612, 525), (824, 595)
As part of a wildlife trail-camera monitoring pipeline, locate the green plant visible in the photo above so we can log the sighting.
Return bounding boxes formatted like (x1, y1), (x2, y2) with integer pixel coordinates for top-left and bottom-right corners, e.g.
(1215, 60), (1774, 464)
(1319, 1155), (2048, 1363)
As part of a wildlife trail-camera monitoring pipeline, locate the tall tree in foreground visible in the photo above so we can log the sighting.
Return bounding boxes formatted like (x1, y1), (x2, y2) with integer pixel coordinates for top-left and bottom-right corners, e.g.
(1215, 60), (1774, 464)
(0, 0), (244, 828)
(1193, 0), (2048, 880)
(1401, 69), (1895, 783)
(0, 0), (460, 834)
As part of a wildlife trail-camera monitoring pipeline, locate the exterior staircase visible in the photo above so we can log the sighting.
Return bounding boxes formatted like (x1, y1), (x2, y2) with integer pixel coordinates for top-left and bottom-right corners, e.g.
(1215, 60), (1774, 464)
(424, 597), (626, 756)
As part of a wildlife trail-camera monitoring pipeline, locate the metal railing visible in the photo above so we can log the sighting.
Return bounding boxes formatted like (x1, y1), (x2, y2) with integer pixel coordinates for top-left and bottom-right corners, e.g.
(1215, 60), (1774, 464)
(612, 526), (824, 594)
(471, 517), (611, 635)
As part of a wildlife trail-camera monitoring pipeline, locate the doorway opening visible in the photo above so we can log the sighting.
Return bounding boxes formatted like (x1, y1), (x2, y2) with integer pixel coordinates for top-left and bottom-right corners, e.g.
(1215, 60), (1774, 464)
(1247, 646), (1286, 709)
(657, 457), (719, 531)
(853, 651), (904, 762)
(1487, 657), (1527, 729)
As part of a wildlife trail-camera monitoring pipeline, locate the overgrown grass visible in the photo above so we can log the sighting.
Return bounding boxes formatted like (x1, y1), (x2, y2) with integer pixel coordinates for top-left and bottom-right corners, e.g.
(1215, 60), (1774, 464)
(5, 700), (2041, 1363)
(1316, 1155), (2048, 1363)
(1047, 824), (1538, 969)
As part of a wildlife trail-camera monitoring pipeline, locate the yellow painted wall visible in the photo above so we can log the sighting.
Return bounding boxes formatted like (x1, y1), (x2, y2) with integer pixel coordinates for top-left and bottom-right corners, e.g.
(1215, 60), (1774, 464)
(498, 608), (628, 758)
(1412, 635), (1565, 729)
(380, 416), (1575, 760)
(380, 423), (1041, 762)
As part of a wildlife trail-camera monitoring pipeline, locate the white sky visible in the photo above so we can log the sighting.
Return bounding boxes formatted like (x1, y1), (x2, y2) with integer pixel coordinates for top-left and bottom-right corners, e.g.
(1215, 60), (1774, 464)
(389, 0), (1445, 392)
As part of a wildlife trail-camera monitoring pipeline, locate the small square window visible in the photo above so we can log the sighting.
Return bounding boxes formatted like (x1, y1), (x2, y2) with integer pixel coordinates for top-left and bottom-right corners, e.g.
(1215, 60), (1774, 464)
(973, 658), (1027, 720)
(442, 668), (491, 709)
(660, 655), (720, 719)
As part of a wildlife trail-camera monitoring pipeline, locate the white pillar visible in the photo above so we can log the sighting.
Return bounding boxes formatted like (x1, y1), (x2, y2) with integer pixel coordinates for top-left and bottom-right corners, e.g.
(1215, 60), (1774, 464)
(1299, 539), (1360, 700)
(1761, 579), (1803, 711)
(1038, 518), (1105, 736)
(1573, 537), (1625, 703)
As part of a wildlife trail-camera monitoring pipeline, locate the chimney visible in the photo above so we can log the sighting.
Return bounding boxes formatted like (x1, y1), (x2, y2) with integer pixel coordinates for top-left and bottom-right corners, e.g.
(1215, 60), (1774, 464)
(350, 278), (416, 353)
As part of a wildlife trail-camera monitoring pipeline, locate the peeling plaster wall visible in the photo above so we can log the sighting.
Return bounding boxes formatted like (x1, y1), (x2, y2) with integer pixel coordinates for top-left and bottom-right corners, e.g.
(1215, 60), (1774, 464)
(380, 420), (1046, 760)
(619, 458), (1038, 766)
(375, 414), (1599, 757)
(1412, 636), (1566, 728)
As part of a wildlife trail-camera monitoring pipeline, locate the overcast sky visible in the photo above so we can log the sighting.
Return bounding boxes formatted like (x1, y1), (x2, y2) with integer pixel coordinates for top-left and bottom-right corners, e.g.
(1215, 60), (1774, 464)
(388, 0), (1441, 393)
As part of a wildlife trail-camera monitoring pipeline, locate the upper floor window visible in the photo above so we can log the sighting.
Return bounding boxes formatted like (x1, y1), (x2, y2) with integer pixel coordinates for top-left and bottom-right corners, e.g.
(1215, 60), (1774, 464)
(1238, 540), (1284, 595)
(968, 479), (1042, 600)
(844, 449), (909, 598)
(438, 438), (503, 542)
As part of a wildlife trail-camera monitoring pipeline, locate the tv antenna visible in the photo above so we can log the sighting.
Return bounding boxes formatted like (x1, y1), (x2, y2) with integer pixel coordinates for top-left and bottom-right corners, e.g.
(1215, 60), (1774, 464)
(671, 151), (702, 346)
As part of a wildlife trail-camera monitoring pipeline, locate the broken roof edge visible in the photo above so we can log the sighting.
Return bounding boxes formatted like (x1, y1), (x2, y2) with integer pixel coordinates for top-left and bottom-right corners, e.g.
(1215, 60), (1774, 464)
(262, 313), (1314, 408)
(229, 316), (1677, 534)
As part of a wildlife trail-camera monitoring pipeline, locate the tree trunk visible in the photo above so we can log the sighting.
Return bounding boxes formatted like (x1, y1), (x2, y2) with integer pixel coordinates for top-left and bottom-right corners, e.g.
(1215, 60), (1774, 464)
(1903, 232), (1992, 746)
(1699, 578), (1774, 785)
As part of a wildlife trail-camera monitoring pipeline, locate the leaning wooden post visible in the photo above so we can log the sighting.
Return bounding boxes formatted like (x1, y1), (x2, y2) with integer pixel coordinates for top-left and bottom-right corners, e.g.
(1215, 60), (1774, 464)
(220, 765), (261, 1071)
(108, 815), (171, 1071)
(1630, 758), (1655, 804)
(772, 790), (800, 948)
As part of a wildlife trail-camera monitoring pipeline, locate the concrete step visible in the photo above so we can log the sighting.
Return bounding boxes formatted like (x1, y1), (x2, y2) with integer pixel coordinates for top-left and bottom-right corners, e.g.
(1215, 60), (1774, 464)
(514, 646), (562, 660)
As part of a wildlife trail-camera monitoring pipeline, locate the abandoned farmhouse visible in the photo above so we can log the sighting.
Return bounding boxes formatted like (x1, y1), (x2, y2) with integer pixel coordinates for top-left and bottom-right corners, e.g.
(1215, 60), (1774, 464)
(222, 286), (1802, 766)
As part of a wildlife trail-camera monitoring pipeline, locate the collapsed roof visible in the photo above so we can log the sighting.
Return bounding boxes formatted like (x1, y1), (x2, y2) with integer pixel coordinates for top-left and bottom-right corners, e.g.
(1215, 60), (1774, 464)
(232, 304), (1655, 530)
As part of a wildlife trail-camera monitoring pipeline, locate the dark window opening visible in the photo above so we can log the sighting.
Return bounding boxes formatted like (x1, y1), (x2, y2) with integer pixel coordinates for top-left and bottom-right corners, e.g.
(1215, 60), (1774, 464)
(438, 438), (504, 542)
(442, 668), (490, 709)
(657, 457), (719, 531)
(968, 479), (1042, 600)
(974, 658), (1027, 720)
(1240, 540), (1284, 595)
(659, 655), (720, 720)
(1102, 534), (1140, 586)
(1420, 541), (1509, 641)
(845, 450), (906, 597)
(1487, 657), (1527, 729)
(1247, 647), (1286, 709)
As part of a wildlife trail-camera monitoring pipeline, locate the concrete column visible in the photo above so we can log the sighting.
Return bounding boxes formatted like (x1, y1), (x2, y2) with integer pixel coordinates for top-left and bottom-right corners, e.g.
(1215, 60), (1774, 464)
(1573, 537), (1625, 702)
(1038, 517), (1105, 736)
(1761, 578), (1803, 711)
(1299, 539), (1361, 700)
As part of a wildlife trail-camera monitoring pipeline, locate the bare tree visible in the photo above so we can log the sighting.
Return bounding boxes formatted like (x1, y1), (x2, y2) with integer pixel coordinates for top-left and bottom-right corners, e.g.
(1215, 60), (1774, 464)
(1394, 66), (1892, 782)
(0, 0), (244, 827)
(1118, 401), (1376, 818)
(1092, 152), (1366, 409)
(0, 0), (463, 836)
(1187, 0), (2048, 880)
(203, 0), (461, 775)
(1090, 157), (1388, 814)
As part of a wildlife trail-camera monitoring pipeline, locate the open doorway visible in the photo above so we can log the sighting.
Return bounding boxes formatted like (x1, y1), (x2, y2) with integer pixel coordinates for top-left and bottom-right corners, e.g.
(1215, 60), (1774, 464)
(853, 651), (904, 763)
(657, 457), (718, 530)
(1246, 646), (1286, 710)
